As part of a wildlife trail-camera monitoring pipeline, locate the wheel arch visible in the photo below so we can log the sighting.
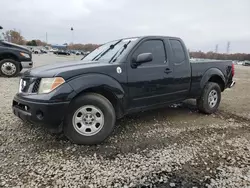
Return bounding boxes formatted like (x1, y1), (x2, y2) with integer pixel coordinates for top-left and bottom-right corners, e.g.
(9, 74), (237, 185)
(200, 68), (226, 92)
(68, 74), (126, 119)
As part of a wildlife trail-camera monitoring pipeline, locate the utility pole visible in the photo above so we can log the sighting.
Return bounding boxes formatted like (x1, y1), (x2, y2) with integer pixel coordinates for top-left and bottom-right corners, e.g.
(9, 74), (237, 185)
(71, 27), (75, 60)
(46, 32), (48, 44)
(71, 27), (74, 44)
(226, 41), (230, 54)
(215, 44), (218, 53)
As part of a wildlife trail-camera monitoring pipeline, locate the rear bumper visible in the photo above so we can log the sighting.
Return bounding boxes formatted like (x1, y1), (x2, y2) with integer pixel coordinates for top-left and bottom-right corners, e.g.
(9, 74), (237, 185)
(12, 95), (70, 131)
(21, 61), (33, 68)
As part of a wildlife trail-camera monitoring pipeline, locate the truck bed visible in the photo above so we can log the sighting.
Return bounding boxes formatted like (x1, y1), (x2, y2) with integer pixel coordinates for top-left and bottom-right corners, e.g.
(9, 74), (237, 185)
(189, 60), (233, 97)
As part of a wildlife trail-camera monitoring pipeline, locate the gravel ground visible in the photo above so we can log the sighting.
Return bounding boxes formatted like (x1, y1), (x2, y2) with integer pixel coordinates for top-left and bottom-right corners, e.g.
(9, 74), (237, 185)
(0, 55), (249, 187)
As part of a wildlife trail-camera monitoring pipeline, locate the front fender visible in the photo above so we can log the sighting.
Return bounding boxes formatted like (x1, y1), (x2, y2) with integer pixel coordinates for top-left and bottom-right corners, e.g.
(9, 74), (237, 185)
(68, 73), (125, 100)
(200, 68), (225, 89)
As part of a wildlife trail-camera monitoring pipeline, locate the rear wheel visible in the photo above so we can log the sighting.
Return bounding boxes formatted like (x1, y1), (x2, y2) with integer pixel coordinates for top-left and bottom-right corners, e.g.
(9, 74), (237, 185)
(0, 59), (20, 77)
(197, 82), (221, 114)
(63, 93), (116, 145)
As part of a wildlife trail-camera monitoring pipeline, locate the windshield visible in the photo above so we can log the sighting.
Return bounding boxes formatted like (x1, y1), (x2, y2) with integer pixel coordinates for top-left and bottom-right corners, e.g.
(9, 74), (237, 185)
(82, 38), (138, 62)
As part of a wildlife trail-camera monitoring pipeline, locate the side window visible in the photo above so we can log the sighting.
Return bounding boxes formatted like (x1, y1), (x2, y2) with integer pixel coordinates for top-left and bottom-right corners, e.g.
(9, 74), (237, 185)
(132, 40), (166, 66)
(169, 39), (186, 63)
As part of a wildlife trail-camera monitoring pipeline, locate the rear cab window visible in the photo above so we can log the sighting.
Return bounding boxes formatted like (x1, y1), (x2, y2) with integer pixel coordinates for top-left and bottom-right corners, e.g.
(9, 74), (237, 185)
(169, 39), (186, 64)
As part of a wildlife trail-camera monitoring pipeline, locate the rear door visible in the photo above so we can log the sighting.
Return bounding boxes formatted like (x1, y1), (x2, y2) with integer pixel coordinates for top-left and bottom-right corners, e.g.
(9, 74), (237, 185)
(127, 38), (175, 109)
(168, 39), (191, 100)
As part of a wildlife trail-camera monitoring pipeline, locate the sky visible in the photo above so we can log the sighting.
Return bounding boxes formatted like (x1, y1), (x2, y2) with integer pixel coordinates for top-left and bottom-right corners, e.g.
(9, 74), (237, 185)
(1, 0), (250, 53)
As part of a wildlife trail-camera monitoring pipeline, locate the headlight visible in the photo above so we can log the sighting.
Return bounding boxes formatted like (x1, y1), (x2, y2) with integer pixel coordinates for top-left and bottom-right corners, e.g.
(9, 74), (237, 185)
(38, 77), (65, 94)
(20, 52), (30, 58)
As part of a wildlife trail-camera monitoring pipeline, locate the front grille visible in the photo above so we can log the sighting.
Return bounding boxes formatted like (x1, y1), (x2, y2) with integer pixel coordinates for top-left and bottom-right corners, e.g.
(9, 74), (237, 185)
(19, 77), (40, 94)
(32, 79), (41, 93)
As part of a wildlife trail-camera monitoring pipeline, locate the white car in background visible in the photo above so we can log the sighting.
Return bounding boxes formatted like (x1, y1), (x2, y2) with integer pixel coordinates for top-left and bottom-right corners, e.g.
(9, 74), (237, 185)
(75, 51), (81, 55)
(49, 48), (58, 52)
(32, 49), (41, 54)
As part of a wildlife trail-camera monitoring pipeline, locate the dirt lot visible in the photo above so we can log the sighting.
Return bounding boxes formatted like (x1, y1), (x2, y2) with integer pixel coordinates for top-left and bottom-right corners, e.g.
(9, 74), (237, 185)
(0, 54), (249, 188)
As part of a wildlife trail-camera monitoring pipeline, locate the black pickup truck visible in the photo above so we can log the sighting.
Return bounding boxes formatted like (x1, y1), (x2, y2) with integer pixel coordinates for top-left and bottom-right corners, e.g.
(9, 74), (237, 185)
(12, 36), (235, 145)
(0, 27), (33, 77)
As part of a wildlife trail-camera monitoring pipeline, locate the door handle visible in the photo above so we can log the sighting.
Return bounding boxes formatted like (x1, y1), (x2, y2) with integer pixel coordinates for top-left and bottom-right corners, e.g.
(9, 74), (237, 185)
(164, 68), (172, 74)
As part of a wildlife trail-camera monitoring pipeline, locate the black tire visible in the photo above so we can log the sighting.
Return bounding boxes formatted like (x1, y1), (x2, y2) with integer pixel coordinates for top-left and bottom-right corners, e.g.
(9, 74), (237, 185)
(197, 82), (221, 114)
(63, 93), (116, 145)
(0, 59), (20, 77)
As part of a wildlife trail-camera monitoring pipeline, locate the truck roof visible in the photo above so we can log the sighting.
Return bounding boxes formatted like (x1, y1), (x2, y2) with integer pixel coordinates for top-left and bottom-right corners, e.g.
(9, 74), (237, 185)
(121, 35), (181, 40)
(139, 35), (181, 39)
(102, 35), (182, 45)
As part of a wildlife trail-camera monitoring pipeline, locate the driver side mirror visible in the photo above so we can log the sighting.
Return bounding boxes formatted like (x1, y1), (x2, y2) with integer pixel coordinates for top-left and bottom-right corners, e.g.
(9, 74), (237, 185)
(136, 53), (153, 64)
(132, 53), (153, 68)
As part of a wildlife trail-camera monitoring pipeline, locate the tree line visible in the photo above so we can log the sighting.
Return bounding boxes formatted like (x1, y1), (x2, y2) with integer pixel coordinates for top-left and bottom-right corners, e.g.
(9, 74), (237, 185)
(67, 43), (100, 52)
(2, 29), (48, 46)
(1, 29), (99, 52)
(2, 29), (250, 60)
(190, 51), (250, 61)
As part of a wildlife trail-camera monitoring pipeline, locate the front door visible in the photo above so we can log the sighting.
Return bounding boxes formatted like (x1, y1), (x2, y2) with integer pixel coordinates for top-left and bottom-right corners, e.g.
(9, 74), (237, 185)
(127, 38), (174, 109)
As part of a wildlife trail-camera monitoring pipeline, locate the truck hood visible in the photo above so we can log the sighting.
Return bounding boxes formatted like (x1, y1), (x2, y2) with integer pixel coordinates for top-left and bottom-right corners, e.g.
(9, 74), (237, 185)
(23, 60), (115, 80)
(0, 41), (30, 53)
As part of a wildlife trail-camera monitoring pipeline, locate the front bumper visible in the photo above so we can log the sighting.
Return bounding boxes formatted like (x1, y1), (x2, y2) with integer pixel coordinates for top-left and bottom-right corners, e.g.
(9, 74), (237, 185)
(12, 95), (70, 131)
(21, 61), (33, 68)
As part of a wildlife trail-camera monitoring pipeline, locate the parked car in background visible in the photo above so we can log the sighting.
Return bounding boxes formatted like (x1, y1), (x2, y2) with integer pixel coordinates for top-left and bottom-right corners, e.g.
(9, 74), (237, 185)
(49, 48), (58, 53)
(32, 49), (40, 54)
(75, 51), (81, 55)
(13, 36), (235, 144)
(40, 49), (48, 54)
(69, 50), (75, 54)
(232, 61), (238, 65)
(242, 61), (250, 66)
(54, 50), (70, 55)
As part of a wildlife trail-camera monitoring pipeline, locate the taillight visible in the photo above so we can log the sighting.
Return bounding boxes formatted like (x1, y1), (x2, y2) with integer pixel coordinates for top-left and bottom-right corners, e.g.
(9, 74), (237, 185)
(232, 63), (235, 77)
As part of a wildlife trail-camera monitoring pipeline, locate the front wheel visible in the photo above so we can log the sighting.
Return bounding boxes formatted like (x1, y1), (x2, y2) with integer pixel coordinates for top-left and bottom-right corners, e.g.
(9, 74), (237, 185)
(197, 82), (221, 114)
(0, 59), (20, 77)
(63, 93), (116, 145)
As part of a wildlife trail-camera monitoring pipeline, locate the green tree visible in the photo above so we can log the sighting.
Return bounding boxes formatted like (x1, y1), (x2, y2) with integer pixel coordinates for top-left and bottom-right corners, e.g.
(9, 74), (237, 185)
(26, 40), (37, 46)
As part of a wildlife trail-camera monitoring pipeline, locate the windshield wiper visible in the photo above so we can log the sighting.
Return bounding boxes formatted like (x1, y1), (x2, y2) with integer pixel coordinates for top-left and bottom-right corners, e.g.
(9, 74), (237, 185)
(109, 40), (131, 63)
(93, 39), (122, 61)
(91, 50), (104, 61)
